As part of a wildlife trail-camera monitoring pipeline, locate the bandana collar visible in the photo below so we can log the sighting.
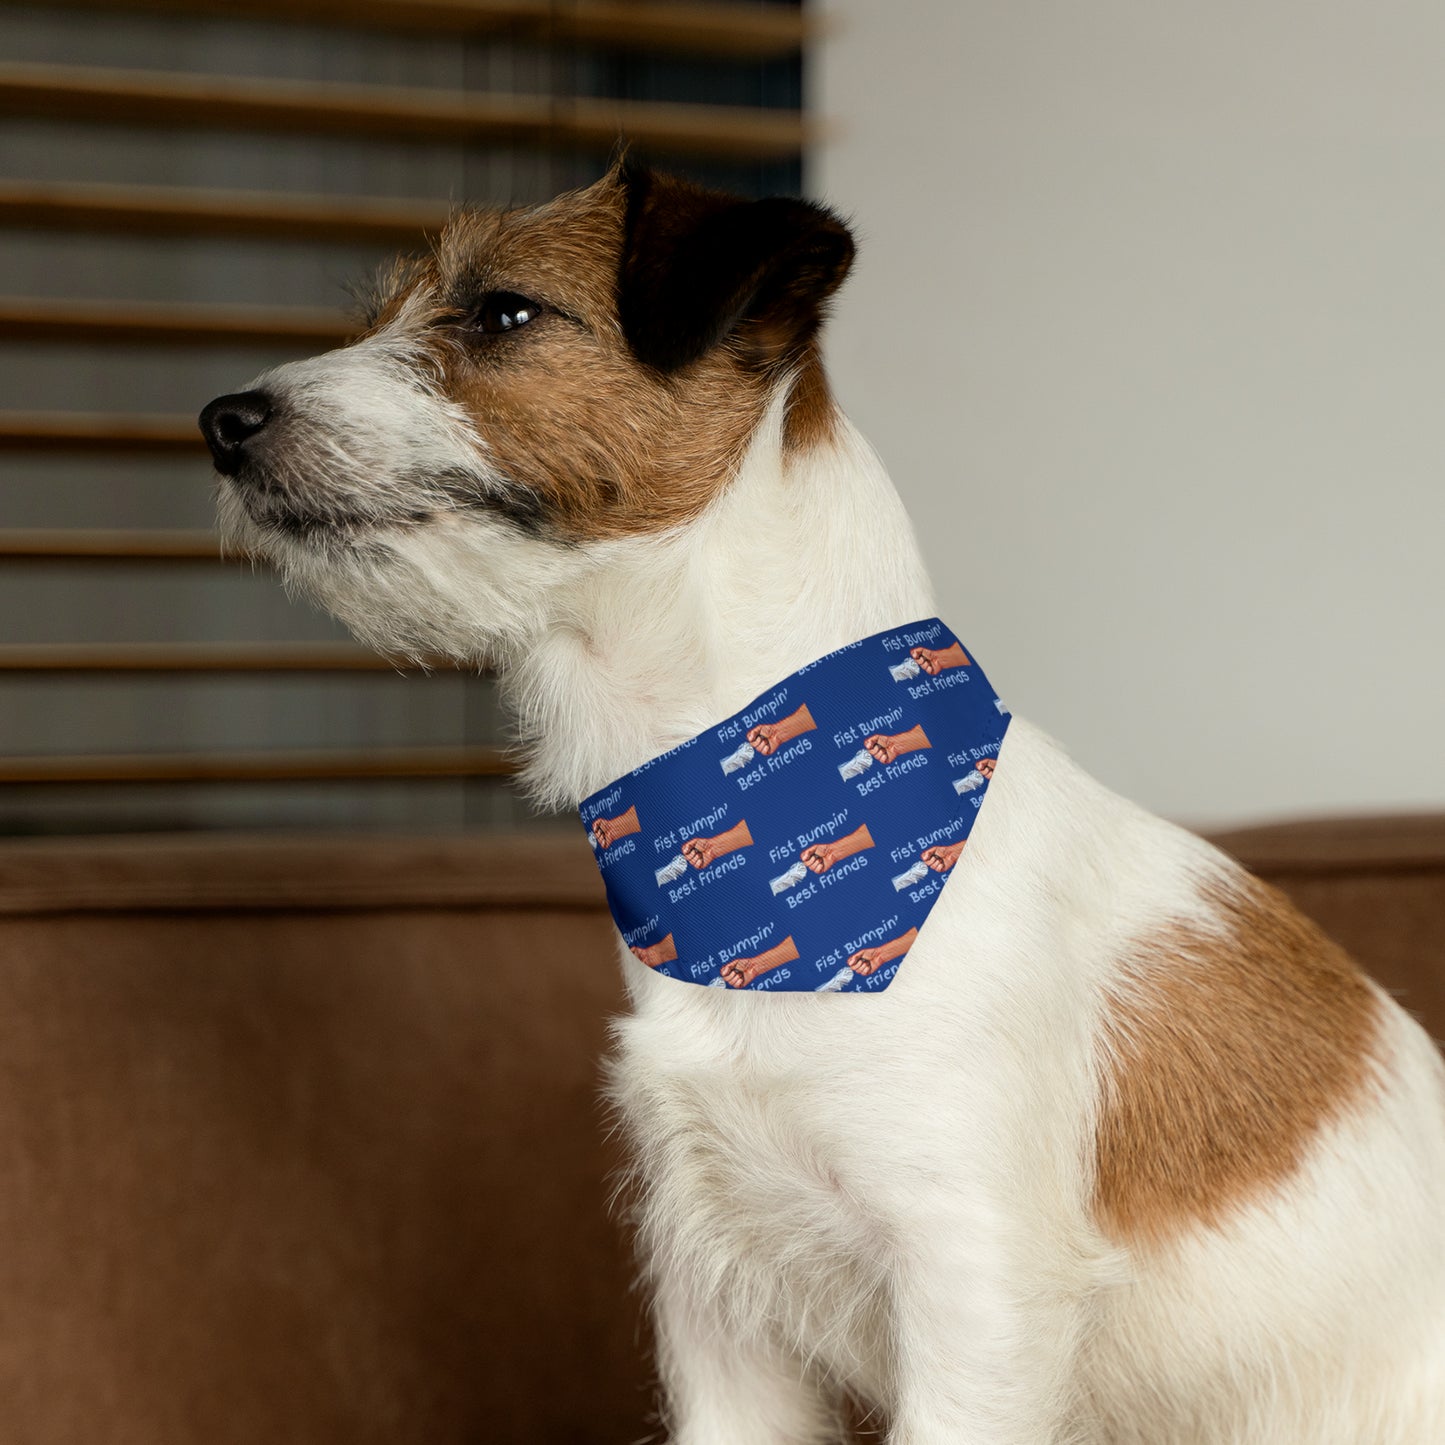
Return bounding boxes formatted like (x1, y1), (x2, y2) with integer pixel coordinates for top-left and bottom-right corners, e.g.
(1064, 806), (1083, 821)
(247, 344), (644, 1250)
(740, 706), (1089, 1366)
(580, 619), (1009, 993)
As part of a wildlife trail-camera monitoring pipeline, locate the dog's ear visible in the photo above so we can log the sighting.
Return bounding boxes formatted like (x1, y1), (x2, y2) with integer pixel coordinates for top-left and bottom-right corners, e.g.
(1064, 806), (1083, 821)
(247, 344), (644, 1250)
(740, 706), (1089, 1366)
(617, 162), (855, 374)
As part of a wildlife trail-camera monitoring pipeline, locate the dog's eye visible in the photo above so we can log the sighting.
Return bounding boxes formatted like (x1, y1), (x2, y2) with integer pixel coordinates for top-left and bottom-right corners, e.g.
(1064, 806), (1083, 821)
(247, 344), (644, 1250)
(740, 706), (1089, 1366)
(472, 292), (543, 334)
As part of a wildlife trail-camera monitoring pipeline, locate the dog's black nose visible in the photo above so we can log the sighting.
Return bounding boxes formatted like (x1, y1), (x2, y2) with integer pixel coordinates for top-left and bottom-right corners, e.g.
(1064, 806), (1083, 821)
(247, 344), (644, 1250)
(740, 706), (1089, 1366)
(199, 390), (272, 475)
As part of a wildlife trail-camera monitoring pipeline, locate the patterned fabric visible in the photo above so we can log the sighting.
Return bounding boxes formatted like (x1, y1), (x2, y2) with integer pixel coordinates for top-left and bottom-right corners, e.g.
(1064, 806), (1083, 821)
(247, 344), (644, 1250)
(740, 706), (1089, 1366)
(580, 620), (1009, 993)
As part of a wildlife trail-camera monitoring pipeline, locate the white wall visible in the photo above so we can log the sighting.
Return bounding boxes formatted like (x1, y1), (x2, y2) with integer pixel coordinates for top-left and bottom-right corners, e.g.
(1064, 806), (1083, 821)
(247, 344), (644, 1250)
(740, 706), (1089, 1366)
(813, 1), (1445, 828)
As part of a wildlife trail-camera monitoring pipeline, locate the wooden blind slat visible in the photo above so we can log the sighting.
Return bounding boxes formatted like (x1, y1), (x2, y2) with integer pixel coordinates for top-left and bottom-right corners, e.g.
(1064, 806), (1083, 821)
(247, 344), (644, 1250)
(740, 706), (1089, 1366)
(0, 296), (353, 348)
(0, 410), (202, 447)
(0, 0), (809, 58)
(0, 745), (513, 783)
(0, 62), (811, 161)
(0, 180), (448, 245)
(0, 643), (426, 672)
(0, 412), (202, 452)
(0, 529), (227, 561)
(546, 0), (810, 57)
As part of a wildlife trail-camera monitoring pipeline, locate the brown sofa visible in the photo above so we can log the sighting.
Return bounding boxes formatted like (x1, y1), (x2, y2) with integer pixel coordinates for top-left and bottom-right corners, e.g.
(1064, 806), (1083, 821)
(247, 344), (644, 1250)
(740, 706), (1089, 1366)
(0, 818), (1440, 1443)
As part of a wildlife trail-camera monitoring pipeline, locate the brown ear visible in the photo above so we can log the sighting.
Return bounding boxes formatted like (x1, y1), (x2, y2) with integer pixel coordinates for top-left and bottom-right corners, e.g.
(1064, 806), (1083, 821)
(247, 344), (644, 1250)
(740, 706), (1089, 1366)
(617, 162), (855, 374)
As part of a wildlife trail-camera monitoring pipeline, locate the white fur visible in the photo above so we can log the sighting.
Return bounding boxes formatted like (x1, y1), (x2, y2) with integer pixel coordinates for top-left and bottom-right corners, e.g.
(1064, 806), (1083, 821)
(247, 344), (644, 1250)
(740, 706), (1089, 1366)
(222, 354), (1445, 1444)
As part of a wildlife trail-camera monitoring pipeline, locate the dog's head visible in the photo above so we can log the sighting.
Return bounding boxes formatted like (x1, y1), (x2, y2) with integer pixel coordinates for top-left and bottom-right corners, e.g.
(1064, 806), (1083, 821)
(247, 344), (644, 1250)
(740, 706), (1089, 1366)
(200, 163), (854, 660)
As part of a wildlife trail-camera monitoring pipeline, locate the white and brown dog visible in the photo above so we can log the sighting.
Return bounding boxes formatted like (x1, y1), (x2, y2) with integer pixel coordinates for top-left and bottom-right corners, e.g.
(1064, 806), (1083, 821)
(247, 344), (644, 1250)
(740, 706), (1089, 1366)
(201, 164), (1445, 1444)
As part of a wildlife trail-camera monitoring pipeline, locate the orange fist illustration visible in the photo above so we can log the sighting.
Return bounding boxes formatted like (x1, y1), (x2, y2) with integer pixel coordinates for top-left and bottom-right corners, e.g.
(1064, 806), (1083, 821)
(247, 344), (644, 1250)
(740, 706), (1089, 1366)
(910, 641), (970, 676)
(746, 703), (817, 757)
(800, 823), (875, 875)
(921, 840), (966, 873)
(719, 935), (800, 989)
(846, 946), (887, 978)
(681, 819), (753, 870)
(631, 934), (678, 969)
(847, 926), (920, 978)
(592, 804), (641, 849)
(863, 724), (932, 765)
(975, 757), (996, 780)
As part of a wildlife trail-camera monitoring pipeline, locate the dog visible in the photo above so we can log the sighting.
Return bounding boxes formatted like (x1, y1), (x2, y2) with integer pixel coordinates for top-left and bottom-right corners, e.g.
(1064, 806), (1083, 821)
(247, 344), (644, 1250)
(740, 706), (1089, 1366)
(200, 162), (1445, 1444)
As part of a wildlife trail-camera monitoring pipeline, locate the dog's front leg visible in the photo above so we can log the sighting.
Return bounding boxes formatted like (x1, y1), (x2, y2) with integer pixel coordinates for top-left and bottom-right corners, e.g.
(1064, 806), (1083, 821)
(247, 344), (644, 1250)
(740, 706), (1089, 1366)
(883, 1212), (1092, 1445)
(653, 1273), (844, 1445)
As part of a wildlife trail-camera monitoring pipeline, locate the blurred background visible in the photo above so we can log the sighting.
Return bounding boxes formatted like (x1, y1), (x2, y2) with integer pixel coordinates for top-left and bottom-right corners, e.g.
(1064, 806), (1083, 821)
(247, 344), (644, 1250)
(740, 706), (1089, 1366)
(0, 5), (1442, 1443)
(818, 0), (1445, 828)
(0, 0), (802, 837)
(6, 0), (1439, 841)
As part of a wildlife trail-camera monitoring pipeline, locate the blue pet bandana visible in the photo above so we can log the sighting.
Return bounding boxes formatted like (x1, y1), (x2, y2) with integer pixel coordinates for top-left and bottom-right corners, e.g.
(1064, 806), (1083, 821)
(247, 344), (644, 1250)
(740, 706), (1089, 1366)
(580, 619), (1009, 993)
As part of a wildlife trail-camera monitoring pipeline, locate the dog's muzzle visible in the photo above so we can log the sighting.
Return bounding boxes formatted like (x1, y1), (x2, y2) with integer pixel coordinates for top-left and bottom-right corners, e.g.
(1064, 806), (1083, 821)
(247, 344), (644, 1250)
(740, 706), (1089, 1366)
(199, 390), (273, 476)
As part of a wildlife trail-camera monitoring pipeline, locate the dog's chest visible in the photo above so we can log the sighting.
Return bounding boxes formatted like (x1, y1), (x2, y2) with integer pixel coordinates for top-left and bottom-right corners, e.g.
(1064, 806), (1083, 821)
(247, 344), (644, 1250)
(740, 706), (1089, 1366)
(614, 1001), (894, 1385)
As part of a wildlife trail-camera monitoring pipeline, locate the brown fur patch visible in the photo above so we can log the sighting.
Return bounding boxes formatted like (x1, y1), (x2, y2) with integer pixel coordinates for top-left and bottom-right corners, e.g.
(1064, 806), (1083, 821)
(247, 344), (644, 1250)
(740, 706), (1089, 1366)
(1093, 873), (1382, 1247)
(367, 172), (840, 541)
(436, 185), (768, 540)
(782, 344), (840, 454)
